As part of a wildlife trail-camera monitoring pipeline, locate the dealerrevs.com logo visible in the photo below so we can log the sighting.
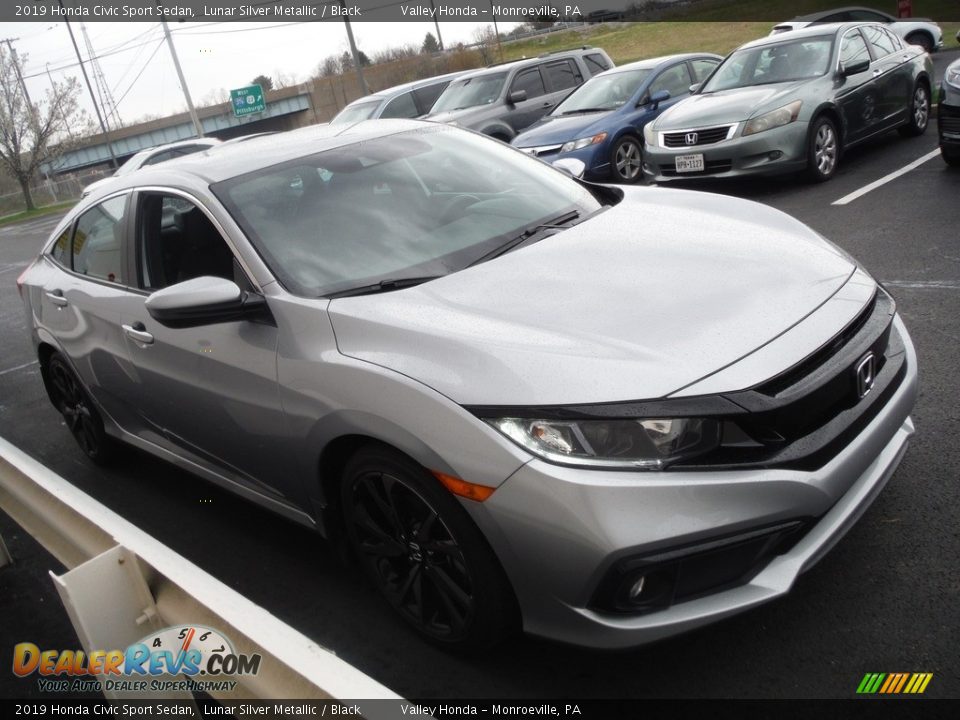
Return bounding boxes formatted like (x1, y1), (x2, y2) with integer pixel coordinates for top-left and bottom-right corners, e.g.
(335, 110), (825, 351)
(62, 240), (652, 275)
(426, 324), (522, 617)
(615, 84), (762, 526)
(13, 625), (261, 693)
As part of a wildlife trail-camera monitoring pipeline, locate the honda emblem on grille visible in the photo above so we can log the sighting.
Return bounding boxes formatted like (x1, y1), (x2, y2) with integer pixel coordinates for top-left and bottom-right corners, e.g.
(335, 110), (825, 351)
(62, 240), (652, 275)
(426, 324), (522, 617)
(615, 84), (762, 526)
(684, 132), (699, 145)
(855, 352), (876, 399)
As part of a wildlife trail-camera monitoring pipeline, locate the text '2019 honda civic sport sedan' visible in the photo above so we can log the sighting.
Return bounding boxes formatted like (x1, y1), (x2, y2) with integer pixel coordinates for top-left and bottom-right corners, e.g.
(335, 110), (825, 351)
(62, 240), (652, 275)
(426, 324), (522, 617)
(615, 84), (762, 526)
(18, 121), (917, 650)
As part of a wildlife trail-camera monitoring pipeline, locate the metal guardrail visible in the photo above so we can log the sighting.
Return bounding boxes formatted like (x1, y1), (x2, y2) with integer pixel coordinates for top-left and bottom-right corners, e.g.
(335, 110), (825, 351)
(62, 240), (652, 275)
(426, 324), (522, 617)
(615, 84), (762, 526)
(0, 435), (401, 704)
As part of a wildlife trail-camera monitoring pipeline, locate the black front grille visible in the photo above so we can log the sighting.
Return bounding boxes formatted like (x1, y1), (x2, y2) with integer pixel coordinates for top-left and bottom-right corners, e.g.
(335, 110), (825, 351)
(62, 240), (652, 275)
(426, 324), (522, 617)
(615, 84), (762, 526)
(661, 159), (733, 176)
(940, 116), (960, 134)
(663, 126), (730, 147)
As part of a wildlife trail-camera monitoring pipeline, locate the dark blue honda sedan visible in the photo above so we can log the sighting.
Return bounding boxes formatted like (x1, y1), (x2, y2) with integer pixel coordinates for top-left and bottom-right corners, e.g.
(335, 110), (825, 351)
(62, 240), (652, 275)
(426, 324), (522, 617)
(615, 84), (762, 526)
(512, 53), (722, 183)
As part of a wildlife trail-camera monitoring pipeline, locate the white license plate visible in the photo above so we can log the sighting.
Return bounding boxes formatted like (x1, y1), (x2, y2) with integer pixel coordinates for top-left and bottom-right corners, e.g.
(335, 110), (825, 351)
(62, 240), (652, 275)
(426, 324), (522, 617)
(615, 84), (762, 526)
(675, 154), (705, 173)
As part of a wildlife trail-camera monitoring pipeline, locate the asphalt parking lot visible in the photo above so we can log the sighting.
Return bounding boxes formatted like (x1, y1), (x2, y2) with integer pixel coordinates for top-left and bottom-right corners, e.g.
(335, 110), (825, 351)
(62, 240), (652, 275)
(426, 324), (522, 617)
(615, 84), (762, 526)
(1, 51), (958, 701)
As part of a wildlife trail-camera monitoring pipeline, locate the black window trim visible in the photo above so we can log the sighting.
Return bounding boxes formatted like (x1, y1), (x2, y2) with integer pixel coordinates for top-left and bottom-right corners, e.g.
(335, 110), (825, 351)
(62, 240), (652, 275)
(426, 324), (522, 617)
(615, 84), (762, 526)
(509, 65), (547, 99)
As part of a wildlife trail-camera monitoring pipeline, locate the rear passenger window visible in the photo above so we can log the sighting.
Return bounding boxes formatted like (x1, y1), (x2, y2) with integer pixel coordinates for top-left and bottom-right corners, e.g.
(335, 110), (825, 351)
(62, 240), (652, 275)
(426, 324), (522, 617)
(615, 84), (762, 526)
(511, 67), (546, 99)
(585, 53), (611, 76)
(50, 228), (71, 267)
(381, 92), (419, 119)
(72, 195), (126, 284)
(544, 60), (582, 91)
(137, 193), (245, 291)
(412, 82), (449, 114)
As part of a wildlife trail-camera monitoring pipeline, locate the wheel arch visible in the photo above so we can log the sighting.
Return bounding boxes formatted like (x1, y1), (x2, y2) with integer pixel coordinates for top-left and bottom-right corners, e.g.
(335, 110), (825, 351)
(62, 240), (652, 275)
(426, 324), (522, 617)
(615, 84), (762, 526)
(810, 104), (845, 153)
(481, 122), (516, 142)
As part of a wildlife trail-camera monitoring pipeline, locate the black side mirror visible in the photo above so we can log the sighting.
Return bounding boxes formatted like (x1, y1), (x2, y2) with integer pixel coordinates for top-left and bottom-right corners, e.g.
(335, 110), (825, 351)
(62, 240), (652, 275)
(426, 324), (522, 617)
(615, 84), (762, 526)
(508, 90), (527, 105)
(145, 276), (270, 328)
(648, 89), (670, 110)
(840, 58), (870, 77)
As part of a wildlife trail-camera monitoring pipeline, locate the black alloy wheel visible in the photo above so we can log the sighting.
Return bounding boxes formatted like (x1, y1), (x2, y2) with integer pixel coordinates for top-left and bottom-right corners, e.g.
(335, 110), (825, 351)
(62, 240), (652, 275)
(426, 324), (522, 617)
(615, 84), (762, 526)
(46, 353), (114, 464)
(341, 446), (517, 649)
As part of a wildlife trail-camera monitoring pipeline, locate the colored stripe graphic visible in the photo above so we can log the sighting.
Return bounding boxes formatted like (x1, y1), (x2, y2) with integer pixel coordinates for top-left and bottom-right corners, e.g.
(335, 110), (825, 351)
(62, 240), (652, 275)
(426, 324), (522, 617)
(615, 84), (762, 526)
(857, 672), (932, 694)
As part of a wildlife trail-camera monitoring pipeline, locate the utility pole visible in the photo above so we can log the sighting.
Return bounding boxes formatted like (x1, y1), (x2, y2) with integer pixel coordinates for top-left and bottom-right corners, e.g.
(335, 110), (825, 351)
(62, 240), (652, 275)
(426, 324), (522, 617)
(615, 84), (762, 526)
(157, 3), (204, 137)
(429, 0), (444, 51)
(58, 3), (119, 169)
(489, 2), (504, 63)
(340, 0), (369, 96)
(1, 38), (34, 109)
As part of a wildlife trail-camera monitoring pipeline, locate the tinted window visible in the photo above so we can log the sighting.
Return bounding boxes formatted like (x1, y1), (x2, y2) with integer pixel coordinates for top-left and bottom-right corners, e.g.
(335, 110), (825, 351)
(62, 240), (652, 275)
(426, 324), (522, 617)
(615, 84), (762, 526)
(585, 53), (611, 76)
(137, 194), (241, 291)
(881, 27), (902, 49)
(381, 92), (419, 119)
(72, 195), (126, 284)
(543, 60), (582, 91)
(330, 100), (381, 125)
(690, 59), (720, 83)
(863, 25), (897, 57)
(412, 81), (450, 114)
(142, 150), (175, 166)
(848, 10), (888, 22)
(511, 67), (546, 99)
(649, 64), (692, 98)
(819, 12), (849, 22)
(840, 30), (871, 67)
(50, 228), (71, 267)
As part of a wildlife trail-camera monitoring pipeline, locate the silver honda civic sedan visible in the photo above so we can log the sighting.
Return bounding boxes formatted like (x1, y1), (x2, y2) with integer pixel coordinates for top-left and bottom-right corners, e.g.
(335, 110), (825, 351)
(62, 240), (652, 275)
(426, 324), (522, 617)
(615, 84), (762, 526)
(18, 120), (917, 650)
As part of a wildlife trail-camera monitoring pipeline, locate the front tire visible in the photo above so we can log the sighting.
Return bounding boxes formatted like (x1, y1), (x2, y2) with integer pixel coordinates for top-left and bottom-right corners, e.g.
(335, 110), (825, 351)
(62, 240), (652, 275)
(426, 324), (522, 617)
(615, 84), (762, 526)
(905, 32), (934, 54)
(340, 445), (518, 649)
(46, 353), (115, 464)
(943, 147), (960, 167)
(805, 116), (839, 182)
(609, 136), (643, 183)
(899, 82), (930, 137)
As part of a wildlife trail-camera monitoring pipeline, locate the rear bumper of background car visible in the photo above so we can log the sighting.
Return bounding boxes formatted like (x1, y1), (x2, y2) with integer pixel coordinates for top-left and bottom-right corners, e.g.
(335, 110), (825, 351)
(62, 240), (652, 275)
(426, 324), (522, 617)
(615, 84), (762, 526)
(467, 315), (917, 649)
(938, 98), (960, 148)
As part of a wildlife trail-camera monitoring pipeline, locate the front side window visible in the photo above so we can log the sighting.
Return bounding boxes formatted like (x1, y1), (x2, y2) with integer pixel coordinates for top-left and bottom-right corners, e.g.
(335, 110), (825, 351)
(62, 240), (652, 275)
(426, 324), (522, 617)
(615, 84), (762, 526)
(863, 25), (897, 58)
(380, 92), (419, 119)
(649, 64), (693, 98)
(431, 73), (507, 113)
(510, 67), (546, 99)
(331, 101), (381, 125)
(213, 126), (603, 297)
(137, 193), (242, 291)
(691, 59), (720, 83)
(703, 37), (834, 92)
(72, 195), (126, 284)
(840, 30), (871, 67)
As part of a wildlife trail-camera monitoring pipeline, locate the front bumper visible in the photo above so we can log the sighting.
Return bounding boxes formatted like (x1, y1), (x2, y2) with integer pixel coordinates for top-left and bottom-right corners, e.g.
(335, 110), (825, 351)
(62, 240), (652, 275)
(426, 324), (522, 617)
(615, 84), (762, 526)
(518, 142), (611, 181)
(469, 315), (917, 649)
(644, 121), (809, 181)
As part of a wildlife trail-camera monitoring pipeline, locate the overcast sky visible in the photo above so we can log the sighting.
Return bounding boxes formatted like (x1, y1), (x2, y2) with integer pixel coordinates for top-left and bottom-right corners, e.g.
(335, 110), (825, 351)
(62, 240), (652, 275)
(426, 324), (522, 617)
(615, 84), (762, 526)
(1, 20), (520, 126)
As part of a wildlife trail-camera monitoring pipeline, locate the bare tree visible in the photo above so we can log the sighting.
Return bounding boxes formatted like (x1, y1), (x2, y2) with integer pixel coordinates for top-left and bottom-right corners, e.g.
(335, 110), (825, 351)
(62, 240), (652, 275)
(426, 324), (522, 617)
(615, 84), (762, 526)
(472, 26), (499, 65)
(317, 55), (341, 78)
(0, 47), (88, 211)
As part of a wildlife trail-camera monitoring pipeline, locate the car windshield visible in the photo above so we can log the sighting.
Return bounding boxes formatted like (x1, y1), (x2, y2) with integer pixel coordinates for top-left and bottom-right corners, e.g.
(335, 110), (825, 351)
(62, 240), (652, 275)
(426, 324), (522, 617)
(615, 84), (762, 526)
(702, 37), (833, 92)
(555, 69), (652, 113)
(431, 73), (507, 113)
(331, 100), (382, 125)
(213, 126), (604, 297)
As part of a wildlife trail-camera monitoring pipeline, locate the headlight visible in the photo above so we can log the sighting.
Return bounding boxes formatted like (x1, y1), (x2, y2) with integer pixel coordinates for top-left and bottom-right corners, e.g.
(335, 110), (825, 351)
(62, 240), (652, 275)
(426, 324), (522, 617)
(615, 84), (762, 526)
(560, 132), (608, 153)
(742, 100), (803, 136)
(486, 417), (721, 469)
(946, 65), (960, 88)
(643, 123), (658, 148)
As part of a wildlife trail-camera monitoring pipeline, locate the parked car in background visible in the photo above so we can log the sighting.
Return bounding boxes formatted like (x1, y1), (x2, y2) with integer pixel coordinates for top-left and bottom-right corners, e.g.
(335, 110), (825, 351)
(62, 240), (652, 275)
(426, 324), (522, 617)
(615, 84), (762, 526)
(425, 47), (615, 141)
(330, 71), (468, 125)
(513, 54), (722, 183)
(771, 6), (944, 53)
(81, 138), (221, 197)
(644, 24), (933, 183)
(18, 119), (918, 650)
(939, 57), (960, 166)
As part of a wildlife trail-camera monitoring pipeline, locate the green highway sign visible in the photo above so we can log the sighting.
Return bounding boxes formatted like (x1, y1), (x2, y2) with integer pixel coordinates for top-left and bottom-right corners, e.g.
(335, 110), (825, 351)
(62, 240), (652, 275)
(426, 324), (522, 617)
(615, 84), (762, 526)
(231, 85), (266, 118)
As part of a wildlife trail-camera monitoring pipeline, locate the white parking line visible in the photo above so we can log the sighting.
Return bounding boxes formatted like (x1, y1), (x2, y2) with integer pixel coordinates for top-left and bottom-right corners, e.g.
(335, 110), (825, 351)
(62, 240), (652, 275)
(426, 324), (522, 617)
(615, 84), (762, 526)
(884, 280), (960, 290)
(0, 360), (38, 376)
(832, 149), (941, 206)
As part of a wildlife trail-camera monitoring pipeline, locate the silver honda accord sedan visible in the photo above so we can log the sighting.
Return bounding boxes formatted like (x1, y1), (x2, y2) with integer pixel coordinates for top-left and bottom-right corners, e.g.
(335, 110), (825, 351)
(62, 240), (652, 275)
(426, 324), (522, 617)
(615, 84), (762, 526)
(18, 120), (917, 650)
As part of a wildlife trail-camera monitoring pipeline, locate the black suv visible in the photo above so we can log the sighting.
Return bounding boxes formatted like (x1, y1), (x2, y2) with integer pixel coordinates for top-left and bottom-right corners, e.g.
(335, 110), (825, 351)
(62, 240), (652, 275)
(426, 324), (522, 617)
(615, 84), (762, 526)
(425, 47), (615, 141)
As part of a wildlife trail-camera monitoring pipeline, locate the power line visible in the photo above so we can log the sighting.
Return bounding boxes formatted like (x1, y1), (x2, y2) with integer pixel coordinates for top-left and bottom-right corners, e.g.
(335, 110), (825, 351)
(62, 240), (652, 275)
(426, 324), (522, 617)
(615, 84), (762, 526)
(173, 21), (305, 35)
(21, 25), (162, 79)
(113, 39), (165, 109)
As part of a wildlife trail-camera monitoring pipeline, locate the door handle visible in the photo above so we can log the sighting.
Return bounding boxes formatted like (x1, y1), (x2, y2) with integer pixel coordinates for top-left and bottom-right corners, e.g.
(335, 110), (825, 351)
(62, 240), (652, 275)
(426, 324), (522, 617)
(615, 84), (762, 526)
(872, 68), (882, 75)
(45, 290), (68, 307)
(122, 323), (154, 345)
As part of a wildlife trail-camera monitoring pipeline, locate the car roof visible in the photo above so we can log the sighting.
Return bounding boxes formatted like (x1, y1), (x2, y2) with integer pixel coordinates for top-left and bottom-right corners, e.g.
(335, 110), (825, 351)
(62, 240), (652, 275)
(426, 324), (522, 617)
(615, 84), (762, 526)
(597, 53), (721, 76)
(102, 119), (430, 187)
(738, 21), (863, 49)
(790, 6), (893, 22)
(341, 70), (469, 108)
(455, 48), (599, 81)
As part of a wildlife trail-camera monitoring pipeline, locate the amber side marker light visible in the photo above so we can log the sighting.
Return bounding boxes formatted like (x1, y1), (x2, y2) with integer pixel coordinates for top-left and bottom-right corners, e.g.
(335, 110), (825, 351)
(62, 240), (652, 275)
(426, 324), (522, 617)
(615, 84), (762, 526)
(432, 470), (496, 502)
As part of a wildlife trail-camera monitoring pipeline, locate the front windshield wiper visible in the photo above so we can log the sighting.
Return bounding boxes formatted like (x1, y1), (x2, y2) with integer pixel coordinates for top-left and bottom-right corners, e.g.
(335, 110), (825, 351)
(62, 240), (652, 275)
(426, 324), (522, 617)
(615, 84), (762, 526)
(326, 276), (444, 299)
(559, 107), (610, 115)
(468, 210), (582, 267)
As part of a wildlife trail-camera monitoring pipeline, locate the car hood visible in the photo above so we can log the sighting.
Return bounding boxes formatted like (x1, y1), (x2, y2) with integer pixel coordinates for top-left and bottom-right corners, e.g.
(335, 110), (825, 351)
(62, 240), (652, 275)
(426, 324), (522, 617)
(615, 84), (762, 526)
(426, 107), (487, 125)
(513, 112), (615, 147)
(656, 82), (807, 128)
(330, 187), (858, 406)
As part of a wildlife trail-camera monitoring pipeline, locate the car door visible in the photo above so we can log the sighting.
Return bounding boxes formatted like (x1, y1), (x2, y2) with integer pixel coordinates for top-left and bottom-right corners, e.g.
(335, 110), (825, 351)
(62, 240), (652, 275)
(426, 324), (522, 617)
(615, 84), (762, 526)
(504, 66), (551, 133)
(115, 189), (297, 506)
(835, 27), (881, 145)
(862, 25), (912, 128)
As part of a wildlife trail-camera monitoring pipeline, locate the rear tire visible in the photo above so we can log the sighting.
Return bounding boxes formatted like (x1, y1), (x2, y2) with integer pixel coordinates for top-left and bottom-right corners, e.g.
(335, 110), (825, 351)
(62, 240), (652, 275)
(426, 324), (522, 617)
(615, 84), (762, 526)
(805, 116), (839, 182)
(904, 32), (934, 54)
(609, 136), (642, 184)
(898, 82), (930, 137)
(46, 353), (115, 465)
(340, 445), (518, 650)
(943, 147), (960, 167)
